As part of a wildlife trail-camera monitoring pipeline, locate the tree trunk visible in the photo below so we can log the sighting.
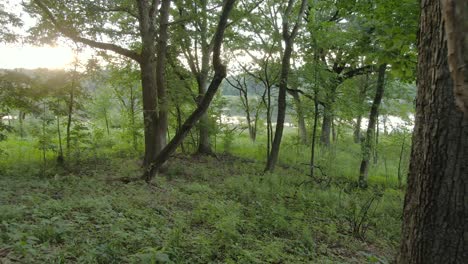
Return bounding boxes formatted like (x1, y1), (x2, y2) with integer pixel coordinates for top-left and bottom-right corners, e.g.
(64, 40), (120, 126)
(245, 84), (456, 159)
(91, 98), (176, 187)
(130, 85), (137, 151)
(373, 115), (379, 164)
(264, 0), (307, 172)
(103, 108), (110, 136)
(320, 82), (338, 147)
(142, 0), (236, 182)
(265, 38), (293, 172)
(66, 70), (75, 156)
(197, 71), (213, 156)
(398, 0), (468, 262)
(18, 111), (25, 138)
(310, 90), (319, 177)
(354, 115), (362, 143)
(320, 108), (332, 146)
(140, 59), (159, 167)
(441, 0), (468, 114)
(397, 133), (406, 189)
(331, 117), (337, 143)
(155, 0), (170, 155)
(358, 63), (387, 188)
(56, 115), (64, 165)
(289, 89), (308, 144)
(139, 0), (170, 171)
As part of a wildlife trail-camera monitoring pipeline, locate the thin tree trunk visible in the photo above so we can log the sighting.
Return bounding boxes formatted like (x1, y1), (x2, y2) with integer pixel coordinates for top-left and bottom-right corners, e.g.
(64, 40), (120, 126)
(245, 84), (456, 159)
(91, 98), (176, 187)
(265, 0), (307, 172)
(354, 115), (362, 143)
(358, 63), (387, 188)
(130, 85), (137, 151)
(320, 109), (332, 146)
(103, 108), (110, 136)
(319, 82), (339, 147)
(143, 0), (236, 182)
(331, 117), (337, 143)
(354, 74), (369, 143)
(18, 111), (24, 138)
(289, 89), (308, 144)
(310, 90), (319, 177)
(66, 69), (76, 156)
(56, 115), (64, 165)
(265, 38), (293, 172)
(398, 0), (468, 261)
(397, 133), (405, 189)
(373, 115), (379, 164)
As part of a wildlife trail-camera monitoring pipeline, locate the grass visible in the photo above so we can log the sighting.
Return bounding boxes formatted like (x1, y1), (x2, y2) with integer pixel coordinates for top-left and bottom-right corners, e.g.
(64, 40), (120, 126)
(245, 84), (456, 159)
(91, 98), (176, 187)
(0, 131), (406, 263)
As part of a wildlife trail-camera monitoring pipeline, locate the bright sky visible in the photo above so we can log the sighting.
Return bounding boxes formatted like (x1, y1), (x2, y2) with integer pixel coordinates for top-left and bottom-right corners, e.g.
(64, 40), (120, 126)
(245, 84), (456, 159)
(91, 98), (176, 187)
(0, 44), (76, 69)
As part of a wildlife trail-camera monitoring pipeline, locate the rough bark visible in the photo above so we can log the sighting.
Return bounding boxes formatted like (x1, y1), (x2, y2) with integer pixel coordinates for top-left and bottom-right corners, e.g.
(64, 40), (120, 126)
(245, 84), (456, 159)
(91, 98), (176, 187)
(441, 0), (468, 114)
(143, 0), (236, 182)
(138, 0), (170, 169)
(265, 0), (307, 172)
(358, 63), (387, 188)
(398, 0), (468, 262)
(155, 0), (171, 155)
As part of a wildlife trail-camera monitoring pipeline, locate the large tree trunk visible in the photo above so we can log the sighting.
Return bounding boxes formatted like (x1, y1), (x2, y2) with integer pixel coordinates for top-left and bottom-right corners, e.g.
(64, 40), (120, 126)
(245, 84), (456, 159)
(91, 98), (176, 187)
(441, 0), (468, 114)
(398, 0), (468, 262)
(140, 59), (159, 167)
(139, 0), (169, 171)
(358, 63), (387, 188)
(155, 0), (170, 155)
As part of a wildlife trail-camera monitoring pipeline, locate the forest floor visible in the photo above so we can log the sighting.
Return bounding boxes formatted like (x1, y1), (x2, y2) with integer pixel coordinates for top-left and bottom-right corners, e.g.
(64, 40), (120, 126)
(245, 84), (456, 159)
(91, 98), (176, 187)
(0, 152), (403, 263)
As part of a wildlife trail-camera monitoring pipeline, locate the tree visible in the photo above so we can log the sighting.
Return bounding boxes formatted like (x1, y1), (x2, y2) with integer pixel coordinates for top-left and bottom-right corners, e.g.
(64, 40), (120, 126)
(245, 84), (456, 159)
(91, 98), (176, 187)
(143, 0), (236, 182)
(0, 1), (22, 42)
(264, 0), (307, 172)
(398, 0), (468, 262)
(25, 0), (170, 172)
(358, 63), (386, 188)
(225, 74), (264, 142)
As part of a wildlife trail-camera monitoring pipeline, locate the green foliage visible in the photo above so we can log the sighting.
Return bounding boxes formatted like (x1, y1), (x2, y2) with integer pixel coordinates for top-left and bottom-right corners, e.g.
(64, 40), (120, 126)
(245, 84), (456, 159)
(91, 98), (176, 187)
(0, 136), (404, 263)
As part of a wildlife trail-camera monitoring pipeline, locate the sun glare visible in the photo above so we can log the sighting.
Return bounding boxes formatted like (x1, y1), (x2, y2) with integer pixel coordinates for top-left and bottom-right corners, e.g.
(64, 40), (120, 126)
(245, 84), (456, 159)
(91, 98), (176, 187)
(0, 45), (75, 69)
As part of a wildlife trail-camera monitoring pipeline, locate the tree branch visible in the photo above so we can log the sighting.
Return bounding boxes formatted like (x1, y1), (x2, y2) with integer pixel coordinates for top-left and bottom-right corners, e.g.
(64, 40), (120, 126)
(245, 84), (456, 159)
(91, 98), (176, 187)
(33, 0), (141, 62)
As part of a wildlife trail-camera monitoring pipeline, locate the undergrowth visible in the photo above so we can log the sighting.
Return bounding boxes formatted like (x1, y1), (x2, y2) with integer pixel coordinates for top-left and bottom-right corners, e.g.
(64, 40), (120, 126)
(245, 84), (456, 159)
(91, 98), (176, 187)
(0, 146), (403, 263)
